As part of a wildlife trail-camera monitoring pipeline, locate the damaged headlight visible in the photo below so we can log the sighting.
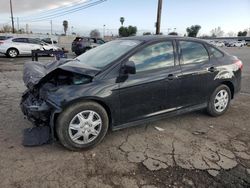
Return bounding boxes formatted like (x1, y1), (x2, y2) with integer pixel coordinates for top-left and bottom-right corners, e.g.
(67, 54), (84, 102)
(72, 74), (92, 85)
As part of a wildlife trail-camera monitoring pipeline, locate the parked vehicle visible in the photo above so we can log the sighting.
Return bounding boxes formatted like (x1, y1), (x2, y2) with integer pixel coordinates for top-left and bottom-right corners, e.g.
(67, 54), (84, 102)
(0, 37), (61, 57)
(229, 41), (245, 47)
(0, 36), (12, 40)
(21, 36), (242, 150)
(213, 41), (225, 47)
(71, 37), (105, 56)
(41, 38), (58, 45)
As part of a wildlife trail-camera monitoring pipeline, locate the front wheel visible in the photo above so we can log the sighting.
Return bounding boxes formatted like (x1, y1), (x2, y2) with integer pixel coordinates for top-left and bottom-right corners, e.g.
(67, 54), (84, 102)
(56, 101), (109, 150)
(207, 85), (231, 117)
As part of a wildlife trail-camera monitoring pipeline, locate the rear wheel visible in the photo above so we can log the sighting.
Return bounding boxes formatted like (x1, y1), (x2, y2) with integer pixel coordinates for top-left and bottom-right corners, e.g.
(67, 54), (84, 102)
(7, 48), (18, 58)
(207, 85), (231, 117)
(56, 101), (109, 150)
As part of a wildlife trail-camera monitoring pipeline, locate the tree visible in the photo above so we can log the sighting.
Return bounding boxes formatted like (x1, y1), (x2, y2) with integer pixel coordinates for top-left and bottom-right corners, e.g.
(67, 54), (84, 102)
(186, 25), (201, 37)
(0, 25), (12, 33)
(63, 20), (68, 35)
(119, 26), (137, 37)
(168, 32), (178, 35)
(90, 29), (101, 38)
(210, 27), (224, 37)
(227, 31), (236, 37)
(120, 17), (125, 26)
(238, 30), (247, 36)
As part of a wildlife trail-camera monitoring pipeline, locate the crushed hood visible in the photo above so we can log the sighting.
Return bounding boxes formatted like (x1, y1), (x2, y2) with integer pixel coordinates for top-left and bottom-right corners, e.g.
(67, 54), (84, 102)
(23, 59), (100, 89)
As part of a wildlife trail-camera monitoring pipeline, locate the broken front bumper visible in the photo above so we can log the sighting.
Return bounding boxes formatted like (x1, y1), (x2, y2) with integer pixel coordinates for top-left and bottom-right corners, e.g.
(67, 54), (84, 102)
(20, 90), (51, 126)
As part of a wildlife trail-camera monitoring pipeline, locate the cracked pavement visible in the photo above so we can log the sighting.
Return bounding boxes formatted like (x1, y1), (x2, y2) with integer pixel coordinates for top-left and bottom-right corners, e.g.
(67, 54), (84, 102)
(0, 48), (250, 188)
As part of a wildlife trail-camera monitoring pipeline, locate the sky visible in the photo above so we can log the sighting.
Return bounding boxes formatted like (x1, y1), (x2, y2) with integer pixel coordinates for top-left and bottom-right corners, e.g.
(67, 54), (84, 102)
(0, 0), (249, 36)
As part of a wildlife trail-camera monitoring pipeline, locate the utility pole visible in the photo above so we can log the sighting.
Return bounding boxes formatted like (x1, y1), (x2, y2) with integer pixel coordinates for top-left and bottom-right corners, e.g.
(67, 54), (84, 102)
(156, 0), (163, 35)
(50, 20), (53, 35)
(17, 17), (19, 31)
(10, 0), (15, 33)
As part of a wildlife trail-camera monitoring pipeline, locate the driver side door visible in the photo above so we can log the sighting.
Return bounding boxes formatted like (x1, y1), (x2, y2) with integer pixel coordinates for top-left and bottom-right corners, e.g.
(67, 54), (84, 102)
(118, 40), (182, 124)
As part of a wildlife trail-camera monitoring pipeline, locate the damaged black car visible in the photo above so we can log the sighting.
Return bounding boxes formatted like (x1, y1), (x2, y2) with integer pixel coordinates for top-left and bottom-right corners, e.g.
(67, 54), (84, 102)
(21, 36), (242, 150)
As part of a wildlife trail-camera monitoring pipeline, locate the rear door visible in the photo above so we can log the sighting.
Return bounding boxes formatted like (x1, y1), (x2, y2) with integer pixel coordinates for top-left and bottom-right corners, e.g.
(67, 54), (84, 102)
(177, 40), (216, 106)
(12, 38), (30, 54)
(118, 40), (182, 124)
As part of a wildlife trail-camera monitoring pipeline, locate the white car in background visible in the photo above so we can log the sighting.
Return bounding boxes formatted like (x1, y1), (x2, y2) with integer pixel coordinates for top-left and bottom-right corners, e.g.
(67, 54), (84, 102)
(230, 41), (245, 47)
(208, 40), (224, 47)
(214, 41), (225, 47)
(0, 37), (61, 58)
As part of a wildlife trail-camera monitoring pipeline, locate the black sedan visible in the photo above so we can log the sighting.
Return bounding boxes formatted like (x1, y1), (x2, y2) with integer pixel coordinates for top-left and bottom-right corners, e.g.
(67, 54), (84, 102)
(21, 36), (242, 150)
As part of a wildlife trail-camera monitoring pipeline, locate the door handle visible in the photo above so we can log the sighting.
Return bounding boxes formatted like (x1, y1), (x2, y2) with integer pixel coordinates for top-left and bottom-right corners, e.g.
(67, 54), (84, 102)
(207, 67), (217, 72)
(167, 74), (178, 80)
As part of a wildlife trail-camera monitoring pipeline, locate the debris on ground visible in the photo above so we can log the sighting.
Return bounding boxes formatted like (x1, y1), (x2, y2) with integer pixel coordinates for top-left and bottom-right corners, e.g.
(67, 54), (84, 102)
(192, 131), (206, 135)
(22, 126), (51, 146)
(154, 126), (165, 132)
(207, 170), (219, 177)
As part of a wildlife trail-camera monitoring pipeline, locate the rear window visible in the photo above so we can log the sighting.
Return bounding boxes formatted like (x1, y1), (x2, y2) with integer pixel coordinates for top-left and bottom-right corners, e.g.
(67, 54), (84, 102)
(209, 46), (224, 58)
(179, 41), (209, 65)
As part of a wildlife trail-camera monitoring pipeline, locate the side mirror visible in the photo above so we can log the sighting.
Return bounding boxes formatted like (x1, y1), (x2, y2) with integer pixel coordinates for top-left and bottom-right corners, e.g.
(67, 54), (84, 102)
(122, 61), (136, 75)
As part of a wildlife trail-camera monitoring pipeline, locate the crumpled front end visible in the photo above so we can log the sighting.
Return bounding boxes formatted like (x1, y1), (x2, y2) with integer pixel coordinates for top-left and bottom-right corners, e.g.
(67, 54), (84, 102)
(20, 89), (53, 126)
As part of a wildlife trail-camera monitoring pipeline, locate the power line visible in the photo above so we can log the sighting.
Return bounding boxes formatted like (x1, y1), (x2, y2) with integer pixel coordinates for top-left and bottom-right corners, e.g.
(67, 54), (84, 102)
(20, 0), (93, 19)
(20, 0), (106, 22)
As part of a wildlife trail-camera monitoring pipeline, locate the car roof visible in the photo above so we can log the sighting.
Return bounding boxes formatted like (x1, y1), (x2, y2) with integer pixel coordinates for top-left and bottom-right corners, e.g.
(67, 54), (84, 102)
(120, 35), (206, 43)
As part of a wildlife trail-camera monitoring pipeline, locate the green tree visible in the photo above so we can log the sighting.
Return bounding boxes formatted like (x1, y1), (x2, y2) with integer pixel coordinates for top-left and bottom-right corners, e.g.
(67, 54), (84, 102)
(120, 17), (125, 26)
(238, 31), (247, 36)
(186, 25), (201, 37)
(119, 26), (137, 37)
(63, 20), (68, 35)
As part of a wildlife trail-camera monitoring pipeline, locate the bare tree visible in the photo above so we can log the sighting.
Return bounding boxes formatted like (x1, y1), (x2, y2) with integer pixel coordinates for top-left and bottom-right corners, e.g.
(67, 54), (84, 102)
(210, 27), (224, 37)
(0, 25), (12, 33)
(227, 31), (236, 37)
(63, 20), (68, 35)
(90, 29), (101, 38)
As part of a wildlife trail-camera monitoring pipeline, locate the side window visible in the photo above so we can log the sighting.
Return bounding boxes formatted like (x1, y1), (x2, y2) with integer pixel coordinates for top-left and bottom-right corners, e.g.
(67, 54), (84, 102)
(179, 41), (209, 64)
(12, 38), (28, 43)
(28, 38), (41, 44)
(129, 41), (175, 73)
(209, 46), (224, 58)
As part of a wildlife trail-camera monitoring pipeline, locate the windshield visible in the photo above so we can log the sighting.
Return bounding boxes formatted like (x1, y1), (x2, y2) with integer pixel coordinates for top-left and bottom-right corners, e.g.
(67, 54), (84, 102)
(76, 40), (141, 69)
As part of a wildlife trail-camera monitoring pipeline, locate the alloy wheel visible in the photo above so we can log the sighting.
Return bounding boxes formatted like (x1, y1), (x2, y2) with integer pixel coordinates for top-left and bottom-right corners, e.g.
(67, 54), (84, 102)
(8, 49), (18, 58)
(214, 89), (229, 113)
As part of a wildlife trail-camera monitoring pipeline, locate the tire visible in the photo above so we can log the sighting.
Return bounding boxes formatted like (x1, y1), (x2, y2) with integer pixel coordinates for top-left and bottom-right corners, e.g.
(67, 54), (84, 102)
(7, 48), (18, 58)
(207, 85), (231, 117)
(56, 101), (109, 150)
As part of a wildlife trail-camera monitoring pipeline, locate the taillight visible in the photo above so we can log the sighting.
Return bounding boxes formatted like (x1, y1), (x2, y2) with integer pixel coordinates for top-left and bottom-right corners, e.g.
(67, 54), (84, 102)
(234, 60), (243, 70)
(0, 41), (4, 45)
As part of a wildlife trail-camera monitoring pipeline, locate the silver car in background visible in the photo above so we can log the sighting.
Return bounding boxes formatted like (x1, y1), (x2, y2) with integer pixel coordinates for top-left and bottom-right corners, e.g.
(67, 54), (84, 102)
(0, 37), (61, 58)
